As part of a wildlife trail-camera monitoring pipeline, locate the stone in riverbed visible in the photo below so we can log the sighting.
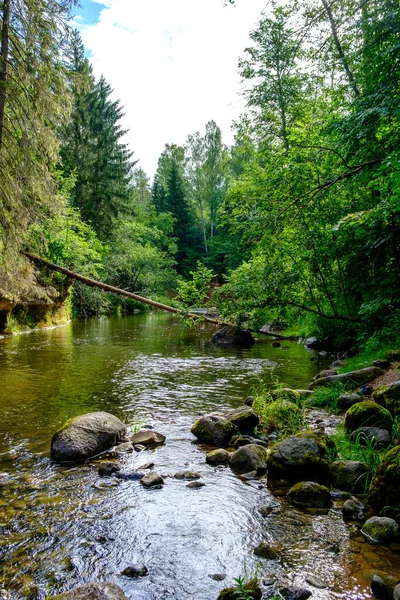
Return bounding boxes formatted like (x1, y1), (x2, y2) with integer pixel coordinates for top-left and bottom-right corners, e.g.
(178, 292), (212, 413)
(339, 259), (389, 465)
(351, 426), (391, 447)
(361, 516), (400, 545)
(266, 430), (335, 483)
(337, 393), (362, 411)
(287, 481), (332, 508)
(223, 405), (259, 435)
(331, 460), (369, 492)
(279, 586), (311, 600)
(114, 470), (144, 481)
(211, 326), (255, 347)
(229, 444), (268, 474)
(313, 369), (337, 380)
(342, 497), (366, 521)
(46, 582), (128, 599)
(368, 445), (400, 519)
(51, 412), (127, 462)
(206, 448), (231, 465)
(370, 574), (397, 600)
(131, 430), (165, 446)
(173, 470), (201, 480)
(98, 462), (120, 477)
(186, 480), (206, 488)
(121, 564), (148, 578)
(253, 541), (278, 559)
(140, 472), (164, 488)
(191, 414), (235, 446)
(344, 402), (393, 433)
(373, 381), (400, 417)
(309, 366), (385, 390)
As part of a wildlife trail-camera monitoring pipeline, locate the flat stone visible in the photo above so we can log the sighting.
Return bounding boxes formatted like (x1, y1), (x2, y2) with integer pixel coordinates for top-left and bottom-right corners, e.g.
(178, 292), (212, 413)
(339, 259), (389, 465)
(131, 430), (166, 446)
(47, 582), (128, 599)
(114, 470), (144, 481)
(173, 471), (201, 480)
(116, 442), (134, 453)
(98, 462), (121, 477)
(138, 462), (155, 470)
(305, 575), (327, 589)
(279, 586), (312, 600)
(309, 366), (385, 389)
(186, 480), (206, 488)
(140, 472), (164, 487)
(209, 574), (226, 581)
(121, 564), (148, 578)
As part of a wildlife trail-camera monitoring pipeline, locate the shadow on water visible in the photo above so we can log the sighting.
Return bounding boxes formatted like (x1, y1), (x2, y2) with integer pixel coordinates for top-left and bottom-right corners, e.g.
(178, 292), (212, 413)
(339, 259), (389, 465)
(0, 314), (398, 599)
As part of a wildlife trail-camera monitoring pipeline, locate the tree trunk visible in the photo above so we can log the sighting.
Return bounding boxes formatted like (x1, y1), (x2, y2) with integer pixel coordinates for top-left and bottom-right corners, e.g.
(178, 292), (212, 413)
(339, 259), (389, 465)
(0, 0), (10, 155)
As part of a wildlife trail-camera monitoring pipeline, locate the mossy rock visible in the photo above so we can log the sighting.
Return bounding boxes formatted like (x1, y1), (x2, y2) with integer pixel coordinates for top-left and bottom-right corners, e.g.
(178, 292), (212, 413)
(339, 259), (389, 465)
(331, 460), (369, 493)
(309, 366), (385, 390)
(229, 444), (268, 474)
(373, 381), (400, 417)
(266, 430), (336, 483)
(270, 388), (301, 403)
(257, 399), (303, 434)
(344, 401), (393, 433)
(223, 405), (259, 435)
(217, 579), (262, 600)
(191, 415), (236, 447)
(287, 481), (332, 508)
(361, 516), (400, 544)
(368, 445), (400, 519)
(206, 448), (231, 465)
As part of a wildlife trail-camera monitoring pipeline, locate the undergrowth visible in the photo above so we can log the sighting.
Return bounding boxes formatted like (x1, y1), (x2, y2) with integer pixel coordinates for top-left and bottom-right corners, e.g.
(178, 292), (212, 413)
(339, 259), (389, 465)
(251, 377), (305, 438)
(308, 383), (350, 413)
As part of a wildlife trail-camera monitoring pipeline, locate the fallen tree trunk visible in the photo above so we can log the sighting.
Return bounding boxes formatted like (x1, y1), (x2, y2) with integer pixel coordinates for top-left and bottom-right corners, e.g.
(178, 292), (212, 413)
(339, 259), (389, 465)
(22, 251), (295, 340)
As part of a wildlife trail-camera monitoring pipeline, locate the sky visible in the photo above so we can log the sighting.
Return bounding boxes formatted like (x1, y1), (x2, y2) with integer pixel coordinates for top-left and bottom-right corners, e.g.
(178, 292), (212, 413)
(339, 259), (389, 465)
(74, 0), (268, 178)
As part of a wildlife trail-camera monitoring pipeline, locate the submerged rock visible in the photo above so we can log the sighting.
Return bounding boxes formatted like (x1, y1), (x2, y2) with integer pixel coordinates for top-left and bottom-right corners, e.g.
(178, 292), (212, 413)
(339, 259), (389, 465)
(51, 412), (127, 462)
(131, 430), (165, 446)
(361, 516), (400, 544)
(114, 470), (144, 481)
(309, 366), (385, 389)
(287, 481), (332, 508)
(253, 541), (278, 559)
(206, 448), (231, 465)
(121, 564), (148, 578)
(98, 462), (120, 477)
(331, 460), (369, 492)
(140, 472), (164, 488)
(266, 430), (335, 483)
(279, 585), (312, 600)
(344, 402), (393, 433)
(191, 414), (235, 446)
(229, 444), (268, 474)
(223, 406), (259, 435)
(46, 581), (128, 599)
(368, 445), (400, 518)
(211, 326), (255, 347)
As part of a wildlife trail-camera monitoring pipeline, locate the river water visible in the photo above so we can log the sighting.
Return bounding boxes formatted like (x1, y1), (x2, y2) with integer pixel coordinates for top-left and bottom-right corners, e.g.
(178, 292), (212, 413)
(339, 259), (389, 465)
(0, 314), (399, 600)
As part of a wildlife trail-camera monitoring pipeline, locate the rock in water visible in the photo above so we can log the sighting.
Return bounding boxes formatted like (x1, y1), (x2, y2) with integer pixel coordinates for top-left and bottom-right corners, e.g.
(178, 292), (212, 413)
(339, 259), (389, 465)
(223, 406), (259, 435)
(331, 460), (369, 492)
(121, 564), (148, 578)
(191, 414), (235, 446)
(206, 448), (231, 465)
(287, 481), (332, 508)
(210, 326), (255, 347)
(361, 516), (400, 544)
(140, 472), (164, 487)
(51, 412), (127, 462)
(229, 444), (268, 474)
(46, 581), (128, 599)
(130, 430), (165, 446)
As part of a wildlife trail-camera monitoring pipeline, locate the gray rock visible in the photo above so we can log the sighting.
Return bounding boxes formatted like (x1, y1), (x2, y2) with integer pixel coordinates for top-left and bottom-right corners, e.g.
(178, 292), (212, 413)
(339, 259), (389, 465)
(137, 462), (155, 470)
(51, 412), (127, 462)
(309, 366), (385, 390)
(304, 337), (319, 348)
(173, 470), (201, 480)
(373, 381), (400, 417)
(98, 462), (120, 477)
(229, 444), (268, 475)
(191, 414), (235, 446)
(131, 430), (165, 446)
(331, 460), (369, 492)
(287, 481), (332, 508)
(206, 449), (231, 465)
(394, 583), (400, 600)
(121, 564), (148, 578)
(258, 505), (274, 516)
(266, 431), (335, 483)
(351, 427), (391, 447)
(223, 405), (259, 435)
(370, 574), (396, 600)
(344, 402), (393, 433)
(372, 360), (391, 370)
(331, 360), (346, 368)
(47, 582), (128, 599)
(140, 472), (164, 488)
(186, 480), (206, 488)
(337, 393), (362, 411)
(115, 470), (144, 481)
(313, 369), (337, 380)
(134, 444), (146, 452)
(361, 516), (400, 544)
(116, 442), (134, 453)
(342, 497), (365, 521)
(209, 574), (226, 581)
(279, 586), (312, 600)
(305, 575), (327, 589)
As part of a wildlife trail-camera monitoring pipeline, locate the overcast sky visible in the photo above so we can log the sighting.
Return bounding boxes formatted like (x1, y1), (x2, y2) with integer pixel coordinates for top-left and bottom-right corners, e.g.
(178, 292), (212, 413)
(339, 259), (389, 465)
(74, 0), (268, 178)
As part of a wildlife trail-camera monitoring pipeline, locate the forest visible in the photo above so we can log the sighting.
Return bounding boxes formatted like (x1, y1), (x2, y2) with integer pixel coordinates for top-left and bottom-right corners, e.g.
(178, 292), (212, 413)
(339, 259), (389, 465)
(0, 0), (399, 353)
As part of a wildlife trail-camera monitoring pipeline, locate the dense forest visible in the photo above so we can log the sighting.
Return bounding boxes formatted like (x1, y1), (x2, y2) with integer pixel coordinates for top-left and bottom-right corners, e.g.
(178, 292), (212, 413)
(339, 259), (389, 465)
(0, 0), (399, 352)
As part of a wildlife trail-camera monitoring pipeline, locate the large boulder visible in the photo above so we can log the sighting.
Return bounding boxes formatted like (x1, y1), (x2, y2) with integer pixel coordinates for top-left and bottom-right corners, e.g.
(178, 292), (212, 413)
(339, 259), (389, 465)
(337, 393), (362, 411)
(266, 431), (335, 483)
(51, 412), (127, 462)
(191, 415), (235, 446)
(373, 381), (400, 417)
(361, 516), (400, 544)
(223, 406), (259, 435)
(269, 388), (301, 403)
(331, 460), (369, 493)
(368, 445), (400, 519)
(46, 582), (128, 599)
(287, 481), (332, 508)
(229, 444), (268, 474)
(309, 366), (385, 390)
(210, 326), (255, 347)
(344, 401), (393, 433)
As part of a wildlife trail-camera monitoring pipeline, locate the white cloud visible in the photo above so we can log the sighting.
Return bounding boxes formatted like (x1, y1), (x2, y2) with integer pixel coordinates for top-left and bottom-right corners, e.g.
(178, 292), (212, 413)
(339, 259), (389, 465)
(78, 0), (267, 177)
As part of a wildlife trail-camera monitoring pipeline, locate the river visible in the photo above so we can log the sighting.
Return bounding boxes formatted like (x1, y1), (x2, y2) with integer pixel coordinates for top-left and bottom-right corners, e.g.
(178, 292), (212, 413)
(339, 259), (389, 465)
(0, 314), (398, 599)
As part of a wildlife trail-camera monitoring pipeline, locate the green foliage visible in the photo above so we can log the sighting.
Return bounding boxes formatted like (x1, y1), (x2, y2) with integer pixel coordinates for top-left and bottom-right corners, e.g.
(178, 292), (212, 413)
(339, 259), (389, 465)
(251, 378), (305, 438)
(308, 383), (349, 413)
(176, 262), (214, 308)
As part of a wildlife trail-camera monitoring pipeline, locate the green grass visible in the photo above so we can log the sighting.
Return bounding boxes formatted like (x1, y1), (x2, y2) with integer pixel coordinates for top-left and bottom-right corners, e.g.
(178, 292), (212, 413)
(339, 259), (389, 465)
(337, 345), (394, 374)
(308, 382), (349, 412)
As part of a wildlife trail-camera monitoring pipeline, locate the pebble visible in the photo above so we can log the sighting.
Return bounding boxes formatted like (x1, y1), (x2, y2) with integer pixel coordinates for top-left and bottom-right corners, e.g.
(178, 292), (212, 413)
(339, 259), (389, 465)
(174, 471), (201, 480)
(138, 462), (155, 470)
(121, 564), (148, 577)
(305, 575), (328, 589)
(186, 481), (206, 488)
(209, 574), (226, 581)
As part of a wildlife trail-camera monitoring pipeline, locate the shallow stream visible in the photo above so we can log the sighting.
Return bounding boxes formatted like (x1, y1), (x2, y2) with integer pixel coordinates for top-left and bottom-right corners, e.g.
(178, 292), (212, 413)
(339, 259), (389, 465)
(0, 314), (399, 599)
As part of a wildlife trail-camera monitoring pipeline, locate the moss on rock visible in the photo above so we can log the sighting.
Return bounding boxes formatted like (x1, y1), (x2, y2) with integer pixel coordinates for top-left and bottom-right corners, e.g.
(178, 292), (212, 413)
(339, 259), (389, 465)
(373, 382), (400, 417)
(217, 579), (262, 600)
(368, 445), (400, 519)
(287, 481), (332, 508)
(344, 401), (393, 433)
